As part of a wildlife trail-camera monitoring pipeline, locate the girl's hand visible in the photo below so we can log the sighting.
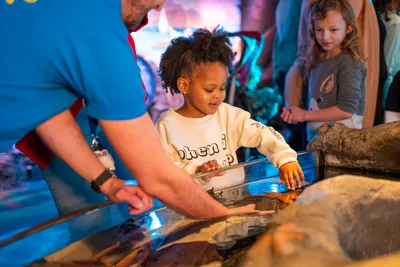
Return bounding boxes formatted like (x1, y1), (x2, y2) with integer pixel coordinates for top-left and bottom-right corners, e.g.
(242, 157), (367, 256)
(288, 107), (308, 123)
(280, 108), (292, 122)
(278, 161), (305, 190)
(195, 160), (225, 182)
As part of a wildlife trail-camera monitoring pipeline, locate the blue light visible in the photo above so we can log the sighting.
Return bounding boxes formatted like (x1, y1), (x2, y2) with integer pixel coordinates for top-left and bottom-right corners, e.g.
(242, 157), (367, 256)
(148, 212), (162, 231)
(125, 180), (139, 186)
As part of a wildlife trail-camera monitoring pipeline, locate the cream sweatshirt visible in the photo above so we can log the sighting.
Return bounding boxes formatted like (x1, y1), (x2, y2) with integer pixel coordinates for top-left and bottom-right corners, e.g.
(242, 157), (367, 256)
(156, 103), (297, 190)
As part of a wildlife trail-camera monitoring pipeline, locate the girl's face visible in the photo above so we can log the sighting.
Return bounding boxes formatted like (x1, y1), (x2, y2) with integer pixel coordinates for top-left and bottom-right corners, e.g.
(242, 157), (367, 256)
(314, 9), (352, 56)
(179, 62), (228, 118)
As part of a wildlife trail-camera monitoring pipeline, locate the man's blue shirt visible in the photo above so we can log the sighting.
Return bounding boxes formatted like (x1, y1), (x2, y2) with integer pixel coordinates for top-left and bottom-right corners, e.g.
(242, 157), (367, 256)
(0, 0), (147, 152)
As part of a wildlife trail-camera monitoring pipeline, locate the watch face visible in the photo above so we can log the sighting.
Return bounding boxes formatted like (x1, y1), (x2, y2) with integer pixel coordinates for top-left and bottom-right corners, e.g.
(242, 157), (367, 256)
(136, 55), (156, 107)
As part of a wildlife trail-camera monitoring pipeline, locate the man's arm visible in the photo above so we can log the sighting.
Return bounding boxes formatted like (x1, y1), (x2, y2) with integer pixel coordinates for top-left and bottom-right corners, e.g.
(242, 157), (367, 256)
(99, 113), (235, 218)
(36, 109), (257, 218)
(35, 109), (153, 214)
(35, 110), (105, 183)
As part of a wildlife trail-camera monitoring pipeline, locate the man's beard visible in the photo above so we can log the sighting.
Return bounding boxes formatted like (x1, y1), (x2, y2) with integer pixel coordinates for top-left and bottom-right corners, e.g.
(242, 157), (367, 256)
(124, 14), (145, 29)
(122, 1), (149, 29)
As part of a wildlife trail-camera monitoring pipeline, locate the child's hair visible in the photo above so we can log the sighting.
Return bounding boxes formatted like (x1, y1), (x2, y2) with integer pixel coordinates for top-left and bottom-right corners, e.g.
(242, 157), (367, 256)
(373, 0), (400, 21)
(158, 27), (234, 95)
(306, 0), (364, 74)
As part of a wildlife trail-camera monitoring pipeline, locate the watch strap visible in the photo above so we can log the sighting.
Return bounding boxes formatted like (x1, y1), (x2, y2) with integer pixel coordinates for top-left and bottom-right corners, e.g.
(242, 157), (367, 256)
(91, 169), (114, 193)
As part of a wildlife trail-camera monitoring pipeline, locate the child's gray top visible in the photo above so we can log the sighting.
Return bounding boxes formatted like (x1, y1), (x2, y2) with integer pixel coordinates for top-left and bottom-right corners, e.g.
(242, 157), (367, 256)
(307, 52), (367, 140)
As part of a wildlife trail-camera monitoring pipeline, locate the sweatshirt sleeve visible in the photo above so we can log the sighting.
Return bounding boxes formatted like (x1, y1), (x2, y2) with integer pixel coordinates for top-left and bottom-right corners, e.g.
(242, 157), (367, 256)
(227, 105), (298, 168)
(155, 119), (199, 175)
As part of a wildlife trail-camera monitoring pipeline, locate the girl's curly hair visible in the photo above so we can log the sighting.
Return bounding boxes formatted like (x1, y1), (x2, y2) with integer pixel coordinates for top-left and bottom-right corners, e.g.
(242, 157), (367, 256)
(158, 27), (234, 95)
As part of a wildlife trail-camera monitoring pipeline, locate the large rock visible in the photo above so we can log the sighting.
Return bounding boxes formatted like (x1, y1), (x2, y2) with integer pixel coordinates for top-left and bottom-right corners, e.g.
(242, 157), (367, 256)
(238, 175), (400, 267)
(307, 122), (400, 174)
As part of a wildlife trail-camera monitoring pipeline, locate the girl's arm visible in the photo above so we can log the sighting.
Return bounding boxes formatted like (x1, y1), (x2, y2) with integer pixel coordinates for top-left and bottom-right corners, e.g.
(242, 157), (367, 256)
(285, 65), (304, 108)
(305, 106), (353, 121)
(287, 106), (352, 123)
(226, 105), (297, 169)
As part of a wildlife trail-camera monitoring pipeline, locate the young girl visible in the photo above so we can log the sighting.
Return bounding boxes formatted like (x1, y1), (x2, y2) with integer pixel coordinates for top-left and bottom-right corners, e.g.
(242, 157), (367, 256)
(281, 0), (367, 141)
(156, 28), (304, 191)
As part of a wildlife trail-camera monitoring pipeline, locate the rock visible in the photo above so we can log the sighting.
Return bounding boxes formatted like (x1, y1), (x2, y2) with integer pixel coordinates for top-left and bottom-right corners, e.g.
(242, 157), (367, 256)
(143, 242), (223, 267)
(307, 122), (400, 174)
(238, 175), (400, 267)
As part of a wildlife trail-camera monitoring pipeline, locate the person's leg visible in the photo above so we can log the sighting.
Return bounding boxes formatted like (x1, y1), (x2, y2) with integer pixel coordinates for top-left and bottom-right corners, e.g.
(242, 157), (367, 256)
(384, 72), (400, 123)
(374, 14), (388, 126)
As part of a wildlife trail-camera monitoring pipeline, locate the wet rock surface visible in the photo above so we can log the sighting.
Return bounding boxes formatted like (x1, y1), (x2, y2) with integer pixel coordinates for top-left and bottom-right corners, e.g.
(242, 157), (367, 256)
(238, 175), (400, 267)
(138, 192), (304, 266)
(143, 242), (223, 267)
(307, 122), (400, 174)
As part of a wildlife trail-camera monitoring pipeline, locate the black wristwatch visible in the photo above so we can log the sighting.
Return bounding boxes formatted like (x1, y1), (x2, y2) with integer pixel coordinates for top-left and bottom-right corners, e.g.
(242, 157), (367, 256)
(90, 169), (115, 193)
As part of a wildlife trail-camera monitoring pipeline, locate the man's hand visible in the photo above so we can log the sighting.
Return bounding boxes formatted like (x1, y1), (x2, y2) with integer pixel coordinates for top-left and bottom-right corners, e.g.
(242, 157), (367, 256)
(278, 161), (304, 190)
(195, 160), (225, 182)
(100, 177), (153, 215)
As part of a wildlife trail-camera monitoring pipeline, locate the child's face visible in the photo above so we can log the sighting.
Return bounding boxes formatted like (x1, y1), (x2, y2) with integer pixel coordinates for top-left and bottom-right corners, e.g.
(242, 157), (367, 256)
(314, 9), (351, 55)
(181, 62), (228, 116)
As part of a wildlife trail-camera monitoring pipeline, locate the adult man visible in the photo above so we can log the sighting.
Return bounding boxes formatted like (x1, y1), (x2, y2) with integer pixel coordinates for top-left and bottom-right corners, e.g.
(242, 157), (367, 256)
(0, 0), (256, 218)
(34, 14), (150, 220)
